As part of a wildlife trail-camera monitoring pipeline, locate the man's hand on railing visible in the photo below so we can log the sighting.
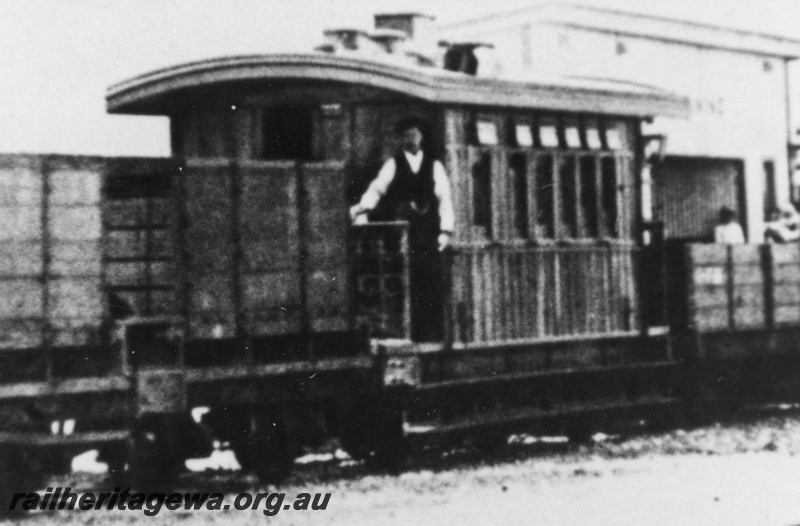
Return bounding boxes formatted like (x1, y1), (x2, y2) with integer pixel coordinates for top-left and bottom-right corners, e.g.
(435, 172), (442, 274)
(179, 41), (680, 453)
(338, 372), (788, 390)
(438, 232), (451, 252)
(350, 204), (367, 225)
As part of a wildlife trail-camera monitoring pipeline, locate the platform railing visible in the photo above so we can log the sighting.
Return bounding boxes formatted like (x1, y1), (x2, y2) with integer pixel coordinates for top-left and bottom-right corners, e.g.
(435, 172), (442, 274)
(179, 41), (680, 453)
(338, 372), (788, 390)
(351, 222), (641, 346)
(350, 222), (411, 340)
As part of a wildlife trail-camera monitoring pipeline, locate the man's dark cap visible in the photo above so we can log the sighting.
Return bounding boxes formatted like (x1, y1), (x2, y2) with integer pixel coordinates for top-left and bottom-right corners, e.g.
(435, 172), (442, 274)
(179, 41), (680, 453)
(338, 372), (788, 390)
(395, 116), (425, 134)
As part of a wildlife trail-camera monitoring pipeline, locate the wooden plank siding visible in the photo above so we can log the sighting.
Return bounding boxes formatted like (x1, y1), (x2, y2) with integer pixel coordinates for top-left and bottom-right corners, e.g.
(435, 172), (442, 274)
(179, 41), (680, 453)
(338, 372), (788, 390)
(769, 243), (800, 327)
(103, 164), (180, 321)
(438, 110), (642, 347)
(682, 243), (768, 333)
(181, 159), (353, 345)
(447, 244), (640, 346)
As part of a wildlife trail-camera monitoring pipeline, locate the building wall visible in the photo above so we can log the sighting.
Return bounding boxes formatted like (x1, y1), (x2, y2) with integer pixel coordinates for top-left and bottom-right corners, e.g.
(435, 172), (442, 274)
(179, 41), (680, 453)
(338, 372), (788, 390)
(443, 19), (794, 242)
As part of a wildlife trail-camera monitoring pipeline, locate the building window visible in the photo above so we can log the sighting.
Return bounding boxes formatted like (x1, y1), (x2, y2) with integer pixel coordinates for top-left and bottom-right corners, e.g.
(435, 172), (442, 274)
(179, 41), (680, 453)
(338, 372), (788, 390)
(763, 159), (776, 219)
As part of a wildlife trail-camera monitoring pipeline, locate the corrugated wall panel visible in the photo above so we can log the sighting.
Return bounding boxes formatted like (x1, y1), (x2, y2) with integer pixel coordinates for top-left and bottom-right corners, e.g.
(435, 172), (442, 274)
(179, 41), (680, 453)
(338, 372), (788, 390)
(653, 157), (743, 241)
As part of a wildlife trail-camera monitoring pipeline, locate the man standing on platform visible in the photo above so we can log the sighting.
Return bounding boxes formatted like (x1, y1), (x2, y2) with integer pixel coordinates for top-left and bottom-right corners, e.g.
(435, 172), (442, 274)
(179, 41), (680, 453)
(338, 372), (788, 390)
(350, 117), (454, 342)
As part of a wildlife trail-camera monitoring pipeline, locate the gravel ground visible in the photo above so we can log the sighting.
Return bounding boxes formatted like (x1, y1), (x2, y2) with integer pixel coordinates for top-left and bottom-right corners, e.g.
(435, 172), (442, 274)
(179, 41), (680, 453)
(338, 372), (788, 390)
(9, 410), (800, 525)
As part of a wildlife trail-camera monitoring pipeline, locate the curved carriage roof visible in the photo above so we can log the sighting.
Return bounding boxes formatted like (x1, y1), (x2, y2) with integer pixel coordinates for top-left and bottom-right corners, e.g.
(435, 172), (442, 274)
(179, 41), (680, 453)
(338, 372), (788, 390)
(106, 53), (688, 119)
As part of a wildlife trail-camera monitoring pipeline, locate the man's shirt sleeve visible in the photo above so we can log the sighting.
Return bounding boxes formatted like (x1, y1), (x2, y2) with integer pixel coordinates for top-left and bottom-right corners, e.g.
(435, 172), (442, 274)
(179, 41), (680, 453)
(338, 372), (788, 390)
(434, 161), (455, 233)
(357, 158), (396, 212)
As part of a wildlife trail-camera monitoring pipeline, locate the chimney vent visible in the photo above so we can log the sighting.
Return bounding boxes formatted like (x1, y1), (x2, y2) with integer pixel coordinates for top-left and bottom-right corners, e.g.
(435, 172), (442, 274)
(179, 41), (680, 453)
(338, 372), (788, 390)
(374, 13), (435, 50)
(369, 28), (407, 54)
(321, 28), (371, 51)
(439, 42), (493, 76)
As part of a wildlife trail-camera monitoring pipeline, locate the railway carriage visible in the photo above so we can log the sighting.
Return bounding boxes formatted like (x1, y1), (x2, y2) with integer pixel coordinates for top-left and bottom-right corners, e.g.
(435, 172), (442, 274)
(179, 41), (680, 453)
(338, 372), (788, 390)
(4, 17), (800, 501)
(102, 46), (688, 451)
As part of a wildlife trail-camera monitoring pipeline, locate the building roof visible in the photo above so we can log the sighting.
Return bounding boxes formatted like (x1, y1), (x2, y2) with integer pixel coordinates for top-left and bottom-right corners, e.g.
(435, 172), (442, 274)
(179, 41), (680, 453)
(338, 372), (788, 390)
(106, 53), (688, 118)
(440, 3), (800, 59)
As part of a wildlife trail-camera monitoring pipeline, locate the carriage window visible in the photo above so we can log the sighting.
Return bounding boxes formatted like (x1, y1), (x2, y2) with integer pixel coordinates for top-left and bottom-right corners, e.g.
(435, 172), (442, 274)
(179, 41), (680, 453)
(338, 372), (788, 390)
(535, 155), (554, 238)
(538, 122), (559, 148)
(510, 153), (529, 238)
(261, 106), (313, 160)
(472, 152), (493, 237)
(514, 124), (533, 147)
(560, 156), (578, 238)
(476, 121), (499, 146)
(195, 111), (231, 158)
(601, 157), (618, 237)
(564, 123), (581, 149)
(580, 156), (599, 237)
(585, 122), (602, 150)
(605, 127), (623, 150)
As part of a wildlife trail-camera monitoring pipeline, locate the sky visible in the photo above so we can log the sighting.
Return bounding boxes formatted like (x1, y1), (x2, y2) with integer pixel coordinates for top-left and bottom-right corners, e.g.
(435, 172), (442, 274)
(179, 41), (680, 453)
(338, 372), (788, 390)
(2, 0), (800, 157)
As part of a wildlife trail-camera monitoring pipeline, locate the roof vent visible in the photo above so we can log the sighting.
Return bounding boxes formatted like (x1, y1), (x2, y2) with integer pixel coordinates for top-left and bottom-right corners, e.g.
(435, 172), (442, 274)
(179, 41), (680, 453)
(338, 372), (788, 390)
(374, 13), (435, 50)
(318, 28), (380, 53)
(369, 28), (408, 54)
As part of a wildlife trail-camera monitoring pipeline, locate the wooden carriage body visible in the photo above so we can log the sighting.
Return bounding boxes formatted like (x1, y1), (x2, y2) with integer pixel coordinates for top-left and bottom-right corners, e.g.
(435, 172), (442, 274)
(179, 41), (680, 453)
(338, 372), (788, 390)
(106, 53), (687, 350)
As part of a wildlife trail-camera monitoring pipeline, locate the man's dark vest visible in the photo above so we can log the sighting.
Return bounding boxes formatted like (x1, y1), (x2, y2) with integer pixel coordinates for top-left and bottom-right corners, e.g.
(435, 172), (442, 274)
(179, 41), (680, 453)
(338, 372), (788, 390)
(382, 151), (444, 342)
(382, 151), (438, 223)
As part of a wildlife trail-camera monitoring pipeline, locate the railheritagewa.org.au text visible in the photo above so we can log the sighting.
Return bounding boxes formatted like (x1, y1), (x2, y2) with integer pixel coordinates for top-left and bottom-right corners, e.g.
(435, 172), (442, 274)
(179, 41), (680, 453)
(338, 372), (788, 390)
(9, 487), (331, 516)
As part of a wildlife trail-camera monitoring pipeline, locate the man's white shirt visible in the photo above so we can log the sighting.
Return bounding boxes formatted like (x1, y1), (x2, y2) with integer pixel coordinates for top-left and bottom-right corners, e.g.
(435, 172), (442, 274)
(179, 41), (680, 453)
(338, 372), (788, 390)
(356, 151), (455, 233)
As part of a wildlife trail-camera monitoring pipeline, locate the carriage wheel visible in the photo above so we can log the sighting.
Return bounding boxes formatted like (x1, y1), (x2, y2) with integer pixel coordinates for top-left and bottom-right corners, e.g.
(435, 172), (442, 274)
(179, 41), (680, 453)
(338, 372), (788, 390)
(226, 407), (293, 485)
(565, 422), (595, 445)
(337, 399), (374, 461)
(0, 446), (37, 516)
(247, 410), (293, 485)
(126, 420), (180, 493)
(474, 433), (509, 456)
(371, 394), (407, 473)
(99, 444), (128, 488)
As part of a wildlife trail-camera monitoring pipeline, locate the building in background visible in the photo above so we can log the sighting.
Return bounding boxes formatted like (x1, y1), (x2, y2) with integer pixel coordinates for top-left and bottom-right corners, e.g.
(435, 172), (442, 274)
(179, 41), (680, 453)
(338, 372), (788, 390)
(437, 4), (800, 242)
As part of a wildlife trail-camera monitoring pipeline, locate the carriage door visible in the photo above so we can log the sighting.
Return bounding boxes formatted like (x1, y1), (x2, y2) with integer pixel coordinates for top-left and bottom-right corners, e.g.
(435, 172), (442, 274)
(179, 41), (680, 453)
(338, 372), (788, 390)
(652, 157), (745, 242)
